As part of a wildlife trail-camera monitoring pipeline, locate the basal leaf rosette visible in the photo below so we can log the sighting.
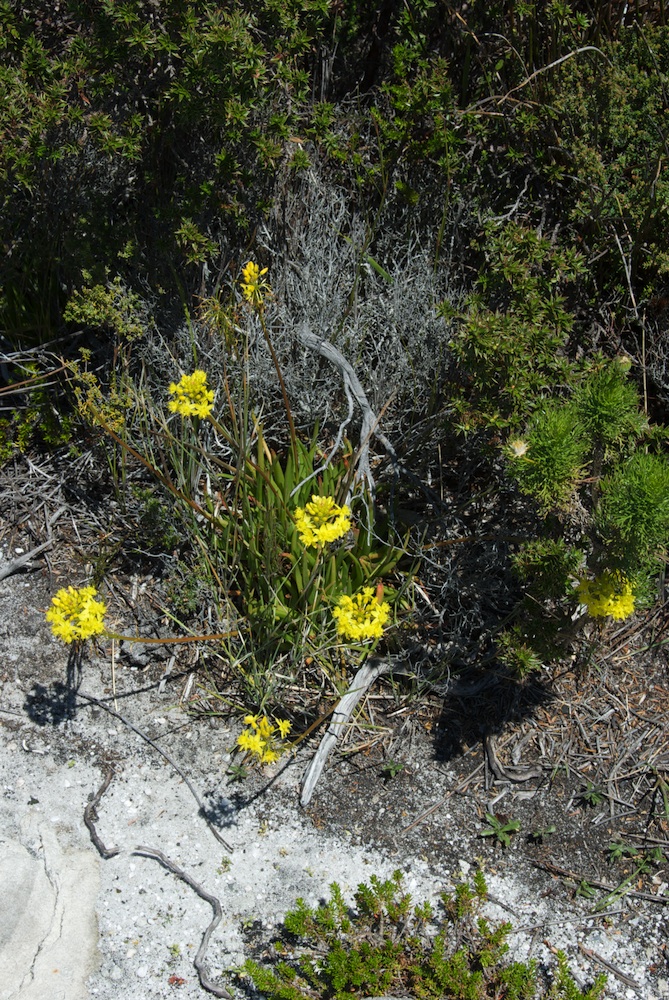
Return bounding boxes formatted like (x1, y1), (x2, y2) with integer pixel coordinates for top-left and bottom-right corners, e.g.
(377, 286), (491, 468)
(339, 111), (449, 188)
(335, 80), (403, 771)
(576, 571), (635, 620)
(294, 495), (351, 547)
(46, 586), (107, 643)
(333, 587), (390, 642)
(168, 370), (215, 418)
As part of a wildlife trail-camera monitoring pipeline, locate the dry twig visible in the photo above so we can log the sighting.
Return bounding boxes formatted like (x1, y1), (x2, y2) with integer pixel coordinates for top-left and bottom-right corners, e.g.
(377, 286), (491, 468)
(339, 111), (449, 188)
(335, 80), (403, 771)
(77, 690), (233, 851)
(134, 845), (231, 999)
(83, 767), (120, 859)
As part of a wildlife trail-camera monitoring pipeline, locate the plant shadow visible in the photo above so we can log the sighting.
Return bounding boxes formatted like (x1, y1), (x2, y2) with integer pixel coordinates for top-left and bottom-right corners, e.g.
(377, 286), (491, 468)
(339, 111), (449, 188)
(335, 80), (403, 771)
(432, 667), (553, 762)
(23, 647), (83, 725)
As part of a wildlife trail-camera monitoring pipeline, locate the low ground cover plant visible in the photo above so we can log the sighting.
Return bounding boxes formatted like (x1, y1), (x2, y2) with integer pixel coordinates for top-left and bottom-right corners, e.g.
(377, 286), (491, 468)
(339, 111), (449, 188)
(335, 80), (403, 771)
(243, 870), (606, 999)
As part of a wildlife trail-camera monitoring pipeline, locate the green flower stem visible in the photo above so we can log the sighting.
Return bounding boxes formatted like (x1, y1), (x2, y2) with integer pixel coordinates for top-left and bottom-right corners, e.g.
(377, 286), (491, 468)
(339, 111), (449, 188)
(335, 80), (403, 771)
(257, 308), (299, 472)
(95, 411), (228, 530)
(296, 545), (328, 615)
(104, 630), (237, 644)
(205, 412), (237, 450)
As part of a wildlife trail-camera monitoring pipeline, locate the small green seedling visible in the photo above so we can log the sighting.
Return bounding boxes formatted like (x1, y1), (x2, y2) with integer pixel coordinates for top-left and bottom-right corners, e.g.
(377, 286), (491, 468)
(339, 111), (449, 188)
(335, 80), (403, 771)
(580, 782), (605, 807)
(480, 813), (521, 848)
(227, 763), (249, 783)
(607, 840), (639, 863)
(217, 856), (232, 874)
(529, 824), (556, 843)
(576, 880), (597, 899)
(381, 758), (405, 779)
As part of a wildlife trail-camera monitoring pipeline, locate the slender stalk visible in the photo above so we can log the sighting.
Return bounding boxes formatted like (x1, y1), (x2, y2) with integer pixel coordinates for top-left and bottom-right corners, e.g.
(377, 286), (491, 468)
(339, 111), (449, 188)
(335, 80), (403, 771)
(105, 630), (237, 644)
(257, 308), (299, 471)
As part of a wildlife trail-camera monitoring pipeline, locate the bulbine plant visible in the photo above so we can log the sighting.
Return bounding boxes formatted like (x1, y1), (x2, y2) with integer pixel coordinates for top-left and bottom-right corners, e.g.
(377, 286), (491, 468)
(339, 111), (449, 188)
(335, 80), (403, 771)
(51, 261), (410, 716)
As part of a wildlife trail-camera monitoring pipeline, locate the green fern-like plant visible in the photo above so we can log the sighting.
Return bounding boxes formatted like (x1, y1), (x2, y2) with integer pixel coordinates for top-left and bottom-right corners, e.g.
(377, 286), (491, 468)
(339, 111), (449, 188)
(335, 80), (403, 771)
(573, 359), (647, 453)
(597, 451), (669, 572)
(509, 404), (588, 512)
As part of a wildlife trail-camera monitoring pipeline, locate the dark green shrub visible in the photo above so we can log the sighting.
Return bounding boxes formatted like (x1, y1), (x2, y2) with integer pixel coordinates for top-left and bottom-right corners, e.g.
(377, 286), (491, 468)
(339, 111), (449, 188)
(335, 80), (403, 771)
(448, 223), (586, 431)
(0, 0), (333, 347)
(511, 538), (584, 602)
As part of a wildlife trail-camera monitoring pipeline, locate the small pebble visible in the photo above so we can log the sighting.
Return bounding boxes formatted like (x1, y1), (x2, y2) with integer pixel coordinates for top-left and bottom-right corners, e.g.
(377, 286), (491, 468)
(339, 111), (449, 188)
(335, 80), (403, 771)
(135, 965), (148, 978)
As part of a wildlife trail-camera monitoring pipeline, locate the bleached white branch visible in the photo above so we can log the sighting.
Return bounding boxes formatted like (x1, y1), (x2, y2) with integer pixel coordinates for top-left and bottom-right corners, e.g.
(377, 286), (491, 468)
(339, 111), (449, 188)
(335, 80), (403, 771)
(297, 321), (399, 498)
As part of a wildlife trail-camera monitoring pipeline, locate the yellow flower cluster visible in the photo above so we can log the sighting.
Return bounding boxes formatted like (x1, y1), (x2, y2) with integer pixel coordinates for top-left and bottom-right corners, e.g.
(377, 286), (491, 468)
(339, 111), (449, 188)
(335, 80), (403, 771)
(240, 261), (270, 307)
(168, 370), (215, 418)
(294, 495), (352, 547)
(237, 714), (292, 765)
(333, 587), (390, 642)
(577, 572), (635, 620)
(46, 586), (107, 643)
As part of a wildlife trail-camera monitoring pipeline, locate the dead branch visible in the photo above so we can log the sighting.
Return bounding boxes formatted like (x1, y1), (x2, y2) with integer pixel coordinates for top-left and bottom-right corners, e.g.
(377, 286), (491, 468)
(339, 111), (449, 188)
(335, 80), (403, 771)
(296, 321), (399, 497)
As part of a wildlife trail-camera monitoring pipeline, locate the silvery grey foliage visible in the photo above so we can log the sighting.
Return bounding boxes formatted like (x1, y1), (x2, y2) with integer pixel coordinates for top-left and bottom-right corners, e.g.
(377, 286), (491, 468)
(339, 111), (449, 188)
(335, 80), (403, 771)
(141, 165), (460, 441)
(251, 167), (464, 442)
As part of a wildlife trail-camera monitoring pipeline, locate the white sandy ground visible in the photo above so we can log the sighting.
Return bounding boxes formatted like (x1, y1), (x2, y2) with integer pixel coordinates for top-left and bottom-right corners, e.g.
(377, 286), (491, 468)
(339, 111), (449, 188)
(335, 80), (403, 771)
(1, 569), (668, 999)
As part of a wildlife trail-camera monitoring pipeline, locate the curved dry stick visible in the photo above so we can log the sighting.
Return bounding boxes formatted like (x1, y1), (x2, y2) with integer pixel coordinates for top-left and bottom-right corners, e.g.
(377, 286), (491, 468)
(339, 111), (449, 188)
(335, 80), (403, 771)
(134, 845), (231, 999)
(84, 767), (121, 859)
(484, 733), (543, 784)
(297, 322), (399, 496)
(77, 691), (233, 851)
(300, 658), (393, 808)
(0, 539), (53, 582)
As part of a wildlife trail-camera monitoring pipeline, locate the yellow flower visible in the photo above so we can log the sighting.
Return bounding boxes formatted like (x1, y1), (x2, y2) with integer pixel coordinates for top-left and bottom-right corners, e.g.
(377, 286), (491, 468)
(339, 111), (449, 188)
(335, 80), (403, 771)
(258, 716), (273, 740)
(240, 261), (270, 307)
(333, 587), (391, 642)
(576, 572), (635, 620)
(294, 495), (352, 547)
(168, 370), (214, 418)
(276, 718), (292, 739)
(236, 713), (292, 767)
(237, 730), (264, 756)
(46, 586), (107, 644)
